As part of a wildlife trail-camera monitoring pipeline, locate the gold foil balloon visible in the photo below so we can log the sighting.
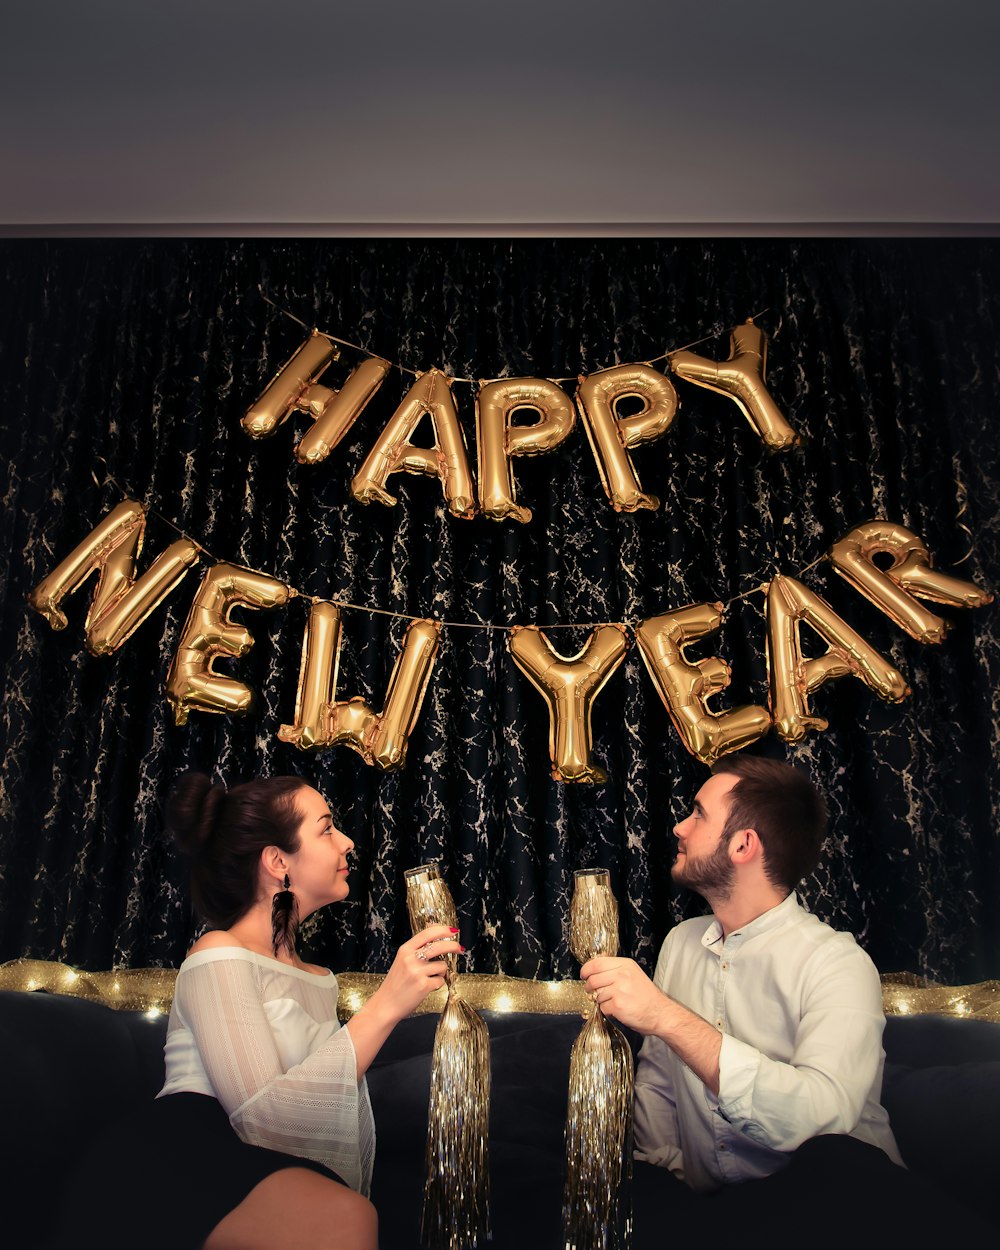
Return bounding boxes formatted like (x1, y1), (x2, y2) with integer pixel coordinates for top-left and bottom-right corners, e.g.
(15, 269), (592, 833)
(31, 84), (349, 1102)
(669, 319), (799, 450)
(475, 377), (577, 522)
(829, 519), (994, 644)
(564, 869), (634, 1250)
(278, 602), (440, 769)
(242, 331), (343, 439)
(766, 573), (910, 743)
(165, 563), (293, 726)
(404, 864), (491, 1250)
(575, 364), (679, 512)
(28, 498), (201, 656)
(508, 624), (629, 783)
(295, 356), (391, 465)
(636, 602), (771, 765)
(242, 328), (393, 464)
(351, 370), (477, 518)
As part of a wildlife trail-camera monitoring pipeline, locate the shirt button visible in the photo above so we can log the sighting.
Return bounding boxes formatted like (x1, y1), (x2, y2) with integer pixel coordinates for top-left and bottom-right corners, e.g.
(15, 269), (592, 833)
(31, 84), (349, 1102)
(715, 1019), (723, 1029)
(721, 962), (729, 972)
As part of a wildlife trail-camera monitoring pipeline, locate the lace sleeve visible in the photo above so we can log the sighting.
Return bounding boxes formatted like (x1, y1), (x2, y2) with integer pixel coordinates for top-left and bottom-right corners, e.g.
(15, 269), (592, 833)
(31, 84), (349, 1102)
(175, 956), (375, 1195)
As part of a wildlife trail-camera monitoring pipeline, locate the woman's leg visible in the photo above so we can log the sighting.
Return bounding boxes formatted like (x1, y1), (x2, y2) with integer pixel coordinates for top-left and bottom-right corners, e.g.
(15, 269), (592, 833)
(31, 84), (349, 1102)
(205, 1167), (378, 1250)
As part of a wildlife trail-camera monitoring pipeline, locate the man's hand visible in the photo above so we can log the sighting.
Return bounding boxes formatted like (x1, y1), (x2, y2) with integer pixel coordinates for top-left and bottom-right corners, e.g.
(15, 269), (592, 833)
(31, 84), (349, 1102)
(580, 956), (669, 1036)
(581, 955), (723, 1094)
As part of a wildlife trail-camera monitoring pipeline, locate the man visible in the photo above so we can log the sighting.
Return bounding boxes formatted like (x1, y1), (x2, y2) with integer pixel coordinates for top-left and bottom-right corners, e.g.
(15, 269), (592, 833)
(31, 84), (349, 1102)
(581, 753), (920, 1240)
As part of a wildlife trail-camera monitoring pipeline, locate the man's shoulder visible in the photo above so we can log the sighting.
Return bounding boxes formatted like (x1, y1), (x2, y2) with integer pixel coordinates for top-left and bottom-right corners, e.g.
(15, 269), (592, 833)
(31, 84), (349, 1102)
(786, 904), (881, 979)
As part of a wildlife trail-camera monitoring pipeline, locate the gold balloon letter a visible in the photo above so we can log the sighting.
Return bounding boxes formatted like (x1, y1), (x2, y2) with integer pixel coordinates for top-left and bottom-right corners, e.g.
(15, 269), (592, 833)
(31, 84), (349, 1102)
(278, 601), (441, 769)
(766, 574), (910, 742)
(242, 330), (391, 464)
(829, 519), (994, 644)
(166, 563), (292, 725)
(670, 320), (798, 450)
(636, 603), (771, 765)
(352, 370), (476, 518)
(28, 498), (201, 656)
(508, 625), (629, 783)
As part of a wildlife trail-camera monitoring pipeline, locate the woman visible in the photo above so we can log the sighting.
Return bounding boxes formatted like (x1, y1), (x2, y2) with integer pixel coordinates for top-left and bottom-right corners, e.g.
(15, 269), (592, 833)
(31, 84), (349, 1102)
(51, 772), (459, 1250)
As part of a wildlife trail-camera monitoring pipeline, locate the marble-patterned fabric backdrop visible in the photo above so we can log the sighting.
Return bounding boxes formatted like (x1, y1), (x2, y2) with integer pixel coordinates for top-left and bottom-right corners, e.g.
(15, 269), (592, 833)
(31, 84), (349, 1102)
(0, 239), (997, 983)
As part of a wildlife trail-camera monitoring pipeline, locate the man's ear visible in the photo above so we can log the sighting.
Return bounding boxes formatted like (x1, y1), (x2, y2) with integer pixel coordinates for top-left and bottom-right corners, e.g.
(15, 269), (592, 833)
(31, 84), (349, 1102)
(729, 827), (762, 863)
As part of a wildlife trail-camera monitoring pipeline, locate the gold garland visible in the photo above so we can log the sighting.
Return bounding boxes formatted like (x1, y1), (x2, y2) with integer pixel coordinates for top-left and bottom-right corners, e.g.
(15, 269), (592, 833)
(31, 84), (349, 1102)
(1, 959), (998, 1023)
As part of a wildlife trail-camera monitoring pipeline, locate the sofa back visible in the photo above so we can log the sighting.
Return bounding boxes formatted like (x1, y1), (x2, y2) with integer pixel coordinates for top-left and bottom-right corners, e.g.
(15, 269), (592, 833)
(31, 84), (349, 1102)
(2, 989), (998, 1246)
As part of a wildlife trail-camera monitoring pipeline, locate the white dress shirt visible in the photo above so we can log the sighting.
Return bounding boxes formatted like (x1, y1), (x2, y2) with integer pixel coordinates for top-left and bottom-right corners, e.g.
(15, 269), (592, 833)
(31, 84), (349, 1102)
(634, 891), (902, 1192)
(159, 948), (376, 1195)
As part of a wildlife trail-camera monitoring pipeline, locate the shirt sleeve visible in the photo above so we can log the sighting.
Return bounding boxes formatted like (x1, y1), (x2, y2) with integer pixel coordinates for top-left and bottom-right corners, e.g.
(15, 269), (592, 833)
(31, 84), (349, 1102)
(634, 1035), (686, 1179)
(175, 956), (375, 1195)
(632, 937), (686, 1179)
(714, 938), (886, 1152)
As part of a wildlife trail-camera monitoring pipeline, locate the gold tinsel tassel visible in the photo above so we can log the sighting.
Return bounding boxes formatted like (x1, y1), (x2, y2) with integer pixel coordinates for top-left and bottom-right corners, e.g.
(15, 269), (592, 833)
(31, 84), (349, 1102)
(405, 864), (492, 1250)
(563, 869), (634, 1250)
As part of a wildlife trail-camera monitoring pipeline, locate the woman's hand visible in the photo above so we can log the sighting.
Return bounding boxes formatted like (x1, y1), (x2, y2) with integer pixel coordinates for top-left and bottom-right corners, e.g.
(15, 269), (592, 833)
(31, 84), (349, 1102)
(345, 924), (464, 1076)
(376, 925), (463, 1022)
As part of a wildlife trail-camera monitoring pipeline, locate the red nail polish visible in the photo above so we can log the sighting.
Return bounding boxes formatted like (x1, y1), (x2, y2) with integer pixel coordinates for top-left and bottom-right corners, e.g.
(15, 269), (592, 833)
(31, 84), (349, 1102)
(449, 927), (459, 933)
(458, 945), (466, 952)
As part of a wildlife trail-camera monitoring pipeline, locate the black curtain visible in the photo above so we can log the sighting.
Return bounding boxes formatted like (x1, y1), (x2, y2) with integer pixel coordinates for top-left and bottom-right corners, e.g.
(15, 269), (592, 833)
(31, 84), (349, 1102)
(0, 238), (997, 983)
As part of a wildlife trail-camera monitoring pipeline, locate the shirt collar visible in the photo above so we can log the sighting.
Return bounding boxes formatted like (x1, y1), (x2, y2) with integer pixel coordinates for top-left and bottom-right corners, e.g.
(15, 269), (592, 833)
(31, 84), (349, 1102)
(701, 890), (801, 950)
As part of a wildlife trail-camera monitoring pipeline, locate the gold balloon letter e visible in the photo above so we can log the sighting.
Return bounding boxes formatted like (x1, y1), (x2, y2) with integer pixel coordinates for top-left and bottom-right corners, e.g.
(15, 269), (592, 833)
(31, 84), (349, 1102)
(636, 603), (771, 765)
(166, 563), (292, 725)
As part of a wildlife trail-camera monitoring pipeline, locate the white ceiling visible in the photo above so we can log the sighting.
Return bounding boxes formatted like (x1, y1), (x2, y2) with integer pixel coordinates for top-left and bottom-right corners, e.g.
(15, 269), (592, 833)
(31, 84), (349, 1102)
(2, 0), (998, 231)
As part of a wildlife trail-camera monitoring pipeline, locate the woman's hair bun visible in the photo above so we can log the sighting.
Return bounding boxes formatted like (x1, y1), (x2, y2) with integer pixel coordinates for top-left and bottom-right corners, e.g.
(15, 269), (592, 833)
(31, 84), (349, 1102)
(167, 771), (227, 856)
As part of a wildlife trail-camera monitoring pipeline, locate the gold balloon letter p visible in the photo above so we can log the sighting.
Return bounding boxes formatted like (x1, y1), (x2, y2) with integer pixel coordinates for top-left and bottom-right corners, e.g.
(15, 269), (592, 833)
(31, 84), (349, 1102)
(508, 624), (628, 783)
(576, 365), (678, 512)
(476, 378), (577, 523)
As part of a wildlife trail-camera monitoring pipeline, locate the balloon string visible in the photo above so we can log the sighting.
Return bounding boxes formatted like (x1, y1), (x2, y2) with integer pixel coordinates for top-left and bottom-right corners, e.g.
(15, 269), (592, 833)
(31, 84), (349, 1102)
(258, 285), (773, 387)
(952, 469), (975, 566)
(88, 461), (843, 634)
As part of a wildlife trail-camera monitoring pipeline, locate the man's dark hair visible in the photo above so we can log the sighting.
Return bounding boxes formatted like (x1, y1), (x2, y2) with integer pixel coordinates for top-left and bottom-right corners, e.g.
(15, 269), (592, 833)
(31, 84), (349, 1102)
(710, 755), (827, 893)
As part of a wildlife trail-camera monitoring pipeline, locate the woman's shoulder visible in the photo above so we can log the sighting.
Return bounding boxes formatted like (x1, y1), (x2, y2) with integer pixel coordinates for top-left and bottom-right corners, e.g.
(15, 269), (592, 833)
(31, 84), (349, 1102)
(180, 934), (335, 985)
(187, 930), (248, 957)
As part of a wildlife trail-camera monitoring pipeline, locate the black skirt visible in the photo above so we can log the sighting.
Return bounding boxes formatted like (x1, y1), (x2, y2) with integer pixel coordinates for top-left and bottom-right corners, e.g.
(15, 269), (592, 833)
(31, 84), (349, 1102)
(44, 1092), (347, 1250)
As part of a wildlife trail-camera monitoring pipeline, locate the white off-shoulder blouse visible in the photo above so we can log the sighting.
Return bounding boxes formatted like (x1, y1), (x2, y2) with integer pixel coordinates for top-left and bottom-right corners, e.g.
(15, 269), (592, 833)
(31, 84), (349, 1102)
(158, 947), (375, 1196)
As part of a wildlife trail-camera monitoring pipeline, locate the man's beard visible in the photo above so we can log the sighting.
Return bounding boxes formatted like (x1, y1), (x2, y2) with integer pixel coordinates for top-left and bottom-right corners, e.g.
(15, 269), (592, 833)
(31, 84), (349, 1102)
(671, 834), (735, 900)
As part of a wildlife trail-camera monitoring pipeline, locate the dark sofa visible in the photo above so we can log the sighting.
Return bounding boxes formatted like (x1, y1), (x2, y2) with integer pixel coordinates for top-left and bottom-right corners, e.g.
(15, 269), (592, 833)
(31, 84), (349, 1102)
(2, 981), (999, 1249)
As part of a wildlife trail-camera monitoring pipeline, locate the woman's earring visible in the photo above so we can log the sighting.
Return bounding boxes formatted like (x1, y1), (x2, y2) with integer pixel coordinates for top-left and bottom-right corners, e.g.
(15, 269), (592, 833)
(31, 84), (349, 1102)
(271, 871), (299, 957)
